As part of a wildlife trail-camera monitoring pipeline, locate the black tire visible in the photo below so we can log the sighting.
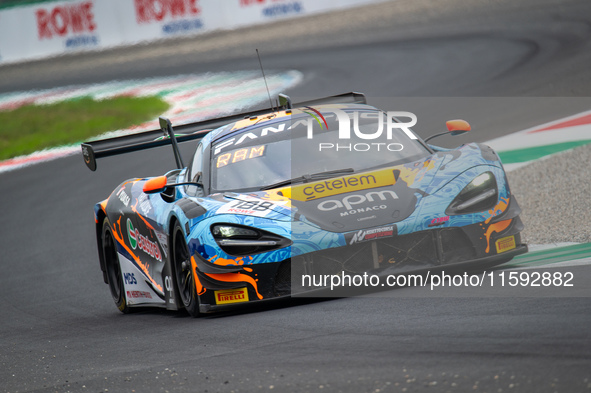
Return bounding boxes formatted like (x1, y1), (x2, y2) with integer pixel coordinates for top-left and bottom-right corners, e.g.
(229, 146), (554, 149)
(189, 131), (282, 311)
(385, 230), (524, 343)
(102, 217), (131, 314)
(171, 222), (201, 317)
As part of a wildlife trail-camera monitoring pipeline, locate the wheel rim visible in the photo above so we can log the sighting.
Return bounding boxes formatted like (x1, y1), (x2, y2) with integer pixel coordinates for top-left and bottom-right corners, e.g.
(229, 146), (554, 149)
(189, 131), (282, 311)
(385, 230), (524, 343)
(104, 227), (123, 301)
(173, 228), (193, 307)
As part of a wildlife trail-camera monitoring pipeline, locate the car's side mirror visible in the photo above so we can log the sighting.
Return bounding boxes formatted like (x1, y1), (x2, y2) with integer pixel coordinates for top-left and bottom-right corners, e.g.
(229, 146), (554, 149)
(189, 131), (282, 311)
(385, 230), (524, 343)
(424, 119), (471, 143)
(143, 176), (168, 194)
(446, 119), (471, 135)
(143, 175), (203, 197)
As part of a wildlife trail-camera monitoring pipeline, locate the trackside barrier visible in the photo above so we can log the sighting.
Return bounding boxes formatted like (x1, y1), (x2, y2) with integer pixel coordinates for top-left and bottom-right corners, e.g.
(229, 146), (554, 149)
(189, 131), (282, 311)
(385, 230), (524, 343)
(0, 0), (389, 65)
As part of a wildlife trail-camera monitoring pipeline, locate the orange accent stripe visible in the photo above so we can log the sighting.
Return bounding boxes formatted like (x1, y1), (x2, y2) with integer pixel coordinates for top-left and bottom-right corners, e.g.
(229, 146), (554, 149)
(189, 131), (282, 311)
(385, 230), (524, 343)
(131, 199), (155, 231)
(485, 197), (510, 224)
(191, 256), (206, 296)
(111, 216), (163, 293)
(207, 254), (247, 266)
(484, 219), (512, 253)
(205, 272), (263, 300)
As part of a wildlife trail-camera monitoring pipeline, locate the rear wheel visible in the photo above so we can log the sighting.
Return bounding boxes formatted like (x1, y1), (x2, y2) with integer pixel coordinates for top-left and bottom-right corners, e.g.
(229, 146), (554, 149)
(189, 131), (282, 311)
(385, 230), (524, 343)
(171, 222), (200, 317)
(102, 217), (130, 314)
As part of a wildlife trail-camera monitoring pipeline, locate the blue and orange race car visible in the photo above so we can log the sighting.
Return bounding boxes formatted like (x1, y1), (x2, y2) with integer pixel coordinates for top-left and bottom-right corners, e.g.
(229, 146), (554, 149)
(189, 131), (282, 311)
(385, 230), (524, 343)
(82, 92), (527, 316)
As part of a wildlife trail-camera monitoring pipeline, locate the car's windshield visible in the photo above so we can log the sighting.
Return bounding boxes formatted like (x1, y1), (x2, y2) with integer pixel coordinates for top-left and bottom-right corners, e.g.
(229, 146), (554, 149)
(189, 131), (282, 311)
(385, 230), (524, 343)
(209, 109), (430, 192)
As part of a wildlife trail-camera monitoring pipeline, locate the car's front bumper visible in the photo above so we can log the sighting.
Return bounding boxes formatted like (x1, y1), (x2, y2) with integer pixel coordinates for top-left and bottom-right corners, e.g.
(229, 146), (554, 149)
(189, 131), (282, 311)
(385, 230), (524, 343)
(193, 216), (527, 312)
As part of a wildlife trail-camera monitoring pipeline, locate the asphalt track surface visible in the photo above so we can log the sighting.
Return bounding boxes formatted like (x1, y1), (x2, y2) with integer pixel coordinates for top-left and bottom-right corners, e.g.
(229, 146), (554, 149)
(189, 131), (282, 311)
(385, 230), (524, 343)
(2, 0), (591, 392)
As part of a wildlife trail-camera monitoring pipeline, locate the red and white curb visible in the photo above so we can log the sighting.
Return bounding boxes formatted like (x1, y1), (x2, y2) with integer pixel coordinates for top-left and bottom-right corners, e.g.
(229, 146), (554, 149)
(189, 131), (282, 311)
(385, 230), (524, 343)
(486, 109), (591, 172)
(0, 70), (302, 174)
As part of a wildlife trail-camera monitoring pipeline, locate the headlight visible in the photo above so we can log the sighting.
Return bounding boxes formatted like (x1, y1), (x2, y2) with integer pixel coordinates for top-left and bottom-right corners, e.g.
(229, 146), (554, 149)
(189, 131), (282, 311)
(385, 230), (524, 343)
(211, 224), (291, 256)
(445, 172), (498, 215)
(212, 225), (258, 239)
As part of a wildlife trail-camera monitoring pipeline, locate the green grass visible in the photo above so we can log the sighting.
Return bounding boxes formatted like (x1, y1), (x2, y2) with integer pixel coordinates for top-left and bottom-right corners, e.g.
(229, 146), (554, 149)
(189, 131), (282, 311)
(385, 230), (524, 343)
(0, 96), (170, 160)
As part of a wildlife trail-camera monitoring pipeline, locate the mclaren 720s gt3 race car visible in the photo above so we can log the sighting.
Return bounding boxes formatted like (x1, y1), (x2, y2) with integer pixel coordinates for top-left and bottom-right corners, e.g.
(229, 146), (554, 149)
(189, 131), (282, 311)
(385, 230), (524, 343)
(82, 92), (527, 316)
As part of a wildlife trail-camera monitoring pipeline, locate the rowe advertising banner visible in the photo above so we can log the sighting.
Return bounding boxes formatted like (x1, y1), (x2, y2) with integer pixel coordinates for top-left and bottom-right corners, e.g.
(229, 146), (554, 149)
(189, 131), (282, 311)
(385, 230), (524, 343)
(0, 0), (387, 65)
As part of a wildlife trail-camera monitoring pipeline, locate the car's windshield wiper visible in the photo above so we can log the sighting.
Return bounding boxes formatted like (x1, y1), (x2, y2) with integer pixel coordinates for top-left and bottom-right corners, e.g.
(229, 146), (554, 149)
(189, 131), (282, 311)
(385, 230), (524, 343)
(260, 168), (355, 190)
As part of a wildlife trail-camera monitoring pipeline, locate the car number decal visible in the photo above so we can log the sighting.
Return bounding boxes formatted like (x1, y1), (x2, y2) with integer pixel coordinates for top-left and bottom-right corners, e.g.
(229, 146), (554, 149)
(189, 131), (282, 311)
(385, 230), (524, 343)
(217, 196), (286, 217)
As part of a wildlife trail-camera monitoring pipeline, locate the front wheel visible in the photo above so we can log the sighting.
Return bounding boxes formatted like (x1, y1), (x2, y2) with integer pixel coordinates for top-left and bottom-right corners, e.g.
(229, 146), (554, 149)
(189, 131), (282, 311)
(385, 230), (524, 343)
(102, 217), (130, 314)
(171, 222), (200, 317)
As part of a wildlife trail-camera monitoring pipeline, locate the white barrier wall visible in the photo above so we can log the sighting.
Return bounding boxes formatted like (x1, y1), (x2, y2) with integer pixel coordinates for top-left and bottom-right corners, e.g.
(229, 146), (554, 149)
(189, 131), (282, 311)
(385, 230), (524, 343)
(0, 0), (387, 65)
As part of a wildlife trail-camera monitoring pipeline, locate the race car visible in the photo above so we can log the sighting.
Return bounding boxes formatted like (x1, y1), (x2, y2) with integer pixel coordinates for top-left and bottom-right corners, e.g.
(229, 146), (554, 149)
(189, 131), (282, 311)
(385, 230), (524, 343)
(82, 92), (527, 316)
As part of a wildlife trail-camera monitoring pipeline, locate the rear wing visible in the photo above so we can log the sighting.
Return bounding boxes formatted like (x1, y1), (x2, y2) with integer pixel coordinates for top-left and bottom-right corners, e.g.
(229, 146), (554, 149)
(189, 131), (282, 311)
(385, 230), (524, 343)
(81, 91), (366, 171)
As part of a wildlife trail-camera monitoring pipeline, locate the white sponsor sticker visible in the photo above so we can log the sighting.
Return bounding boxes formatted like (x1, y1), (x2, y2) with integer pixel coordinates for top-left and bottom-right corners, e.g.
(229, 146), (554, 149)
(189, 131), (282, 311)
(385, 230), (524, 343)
(217, 196), (286, 217)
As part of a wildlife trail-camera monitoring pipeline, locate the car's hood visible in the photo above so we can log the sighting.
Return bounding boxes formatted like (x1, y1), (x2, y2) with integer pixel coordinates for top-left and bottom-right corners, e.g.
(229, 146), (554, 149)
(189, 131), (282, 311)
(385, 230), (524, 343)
(208, 145), (499, 232)
(215, 155), (443, 232)
(287, 157), (447, 232)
